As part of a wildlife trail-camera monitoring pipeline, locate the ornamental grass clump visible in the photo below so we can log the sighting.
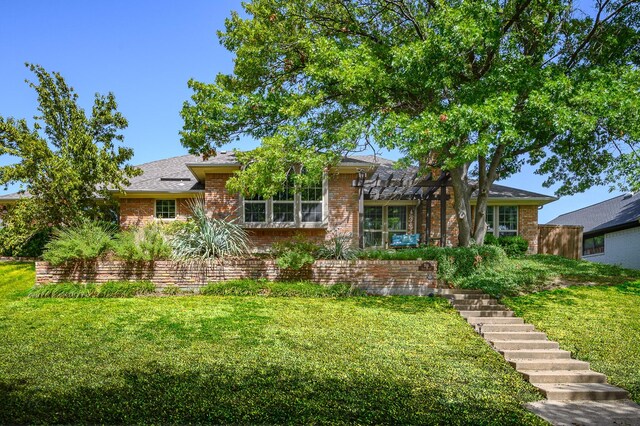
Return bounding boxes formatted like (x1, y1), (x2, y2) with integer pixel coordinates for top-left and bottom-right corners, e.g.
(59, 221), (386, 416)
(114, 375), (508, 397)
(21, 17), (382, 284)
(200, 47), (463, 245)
(317, 233), (360, 260)
(170, 198), (249, 261)
(112, 223), (173, 262)
(43, 221), (116, 265)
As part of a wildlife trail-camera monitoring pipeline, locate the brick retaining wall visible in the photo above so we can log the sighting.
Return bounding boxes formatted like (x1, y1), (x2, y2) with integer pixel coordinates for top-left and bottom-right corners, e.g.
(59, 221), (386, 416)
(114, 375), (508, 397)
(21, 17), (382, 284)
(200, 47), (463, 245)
(35, 259), (440, 294)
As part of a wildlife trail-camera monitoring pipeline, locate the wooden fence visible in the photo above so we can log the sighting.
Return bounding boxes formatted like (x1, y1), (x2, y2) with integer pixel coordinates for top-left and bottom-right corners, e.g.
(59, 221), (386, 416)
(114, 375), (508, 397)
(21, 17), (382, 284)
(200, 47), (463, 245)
(538, 225), (583, 260)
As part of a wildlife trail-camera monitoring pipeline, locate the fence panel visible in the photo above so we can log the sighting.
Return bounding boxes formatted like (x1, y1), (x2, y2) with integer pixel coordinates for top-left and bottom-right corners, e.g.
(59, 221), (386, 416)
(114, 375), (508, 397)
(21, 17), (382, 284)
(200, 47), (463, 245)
(538, 225), (583, 260)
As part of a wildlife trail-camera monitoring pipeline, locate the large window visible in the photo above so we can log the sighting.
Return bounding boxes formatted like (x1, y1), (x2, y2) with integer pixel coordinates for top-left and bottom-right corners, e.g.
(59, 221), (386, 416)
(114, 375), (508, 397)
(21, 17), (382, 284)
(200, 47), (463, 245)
(364, 205), (409, 248)
(583, 235), (605, 255)
(243, 177), (324, 225)
(485, 206), (518, 237)
(155, 200), (176, 219)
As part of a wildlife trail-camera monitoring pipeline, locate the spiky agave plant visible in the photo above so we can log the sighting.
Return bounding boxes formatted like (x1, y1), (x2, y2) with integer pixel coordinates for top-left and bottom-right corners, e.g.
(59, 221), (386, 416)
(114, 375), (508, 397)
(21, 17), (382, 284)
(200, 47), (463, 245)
(170, 197), (249, 261)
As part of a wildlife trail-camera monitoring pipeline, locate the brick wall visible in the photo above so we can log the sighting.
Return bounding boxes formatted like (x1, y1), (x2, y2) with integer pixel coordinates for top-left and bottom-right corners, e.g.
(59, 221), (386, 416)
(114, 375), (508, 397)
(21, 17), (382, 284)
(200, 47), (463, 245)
(119, 198), (191, 228)
(519, 205), (539, 254)
(205, 173), (240, 220)
(35, 259), (440, 294)
(327, 172), (360, 240)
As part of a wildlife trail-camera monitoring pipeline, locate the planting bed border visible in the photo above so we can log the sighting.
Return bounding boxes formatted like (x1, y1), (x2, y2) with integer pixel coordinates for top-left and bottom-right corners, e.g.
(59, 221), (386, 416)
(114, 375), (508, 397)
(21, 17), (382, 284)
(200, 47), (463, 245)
(35, 259), (440, 295)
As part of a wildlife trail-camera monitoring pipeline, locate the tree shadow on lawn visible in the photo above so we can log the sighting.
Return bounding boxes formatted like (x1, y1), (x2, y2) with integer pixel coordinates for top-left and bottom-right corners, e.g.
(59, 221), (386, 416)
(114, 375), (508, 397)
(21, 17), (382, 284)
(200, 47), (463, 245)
(0, 363), (542, 425)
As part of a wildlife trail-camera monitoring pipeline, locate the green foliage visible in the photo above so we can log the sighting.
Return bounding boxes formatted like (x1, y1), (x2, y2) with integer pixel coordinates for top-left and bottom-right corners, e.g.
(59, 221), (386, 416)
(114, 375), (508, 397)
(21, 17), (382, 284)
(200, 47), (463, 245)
(271, 235), (319, 269)
(112, 223), (172, 262)
(43, 221), (116, 266)
(317, 233), (360, 260)
(484, 235), (529, 257)
(459, 254), (640, 297)
(29, 281), (155, 298)
(181, 0), (640, 246)
(503, 281), (640, 403)
(0, 263), (544, 424)
(161, 284), (182, 295)
(170, 198), (249, 261)
(0, 227), (50, 258)
(360, 246), (506, 283)
(0, 64), (139, 253)
(201, 279), (362, 297)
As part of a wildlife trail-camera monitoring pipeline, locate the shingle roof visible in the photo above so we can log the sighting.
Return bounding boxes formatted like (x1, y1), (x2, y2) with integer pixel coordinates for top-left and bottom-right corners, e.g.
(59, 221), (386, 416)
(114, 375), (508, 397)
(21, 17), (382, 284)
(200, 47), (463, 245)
(547, 192), (640, 234)
(351, 155), (555, 201)
(0, 152), (556, 203)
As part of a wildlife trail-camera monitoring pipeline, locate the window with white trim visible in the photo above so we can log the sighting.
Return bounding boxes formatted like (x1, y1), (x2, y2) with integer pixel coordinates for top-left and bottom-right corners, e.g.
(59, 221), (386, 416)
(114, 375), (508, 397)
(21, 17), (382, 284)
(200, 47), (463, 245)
(242, 177), (324, 225)
(155, 200), (176, 219)
(485, 206), (518, 237)
(244, 194), (267, 223)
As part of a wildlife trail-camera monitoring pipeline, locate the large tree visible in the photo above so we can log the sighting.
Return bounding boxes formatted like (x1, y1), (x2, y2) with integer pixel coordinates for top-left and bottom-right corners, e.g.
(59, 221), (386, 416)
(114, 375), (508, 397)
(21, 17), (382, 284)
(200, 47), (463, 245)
(181, 0), (640, 246)
(0, 64), (139, 251)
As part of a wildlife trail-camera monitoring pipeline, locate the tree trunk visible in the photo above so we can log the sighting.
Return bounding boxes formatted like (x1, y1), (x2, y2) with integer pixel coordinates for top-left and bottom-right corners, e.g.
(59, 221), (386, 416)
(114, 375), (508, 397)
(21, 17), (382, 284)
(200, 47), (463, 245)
(449, 164), (474, 247)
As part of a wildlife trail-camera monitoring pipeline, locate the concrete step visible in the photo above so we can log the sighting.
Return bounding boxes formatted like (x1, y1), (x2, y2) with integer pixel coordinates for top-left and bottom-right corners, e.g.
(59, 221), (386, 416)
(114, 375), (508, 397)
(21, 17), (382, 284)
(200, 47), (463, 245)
(480, 324), (536, 333)
(491, 340), (560, 350)
(451, 298), (499, 306)
(446, 293), (493, 300)
(433, 288), (484, 295)
(521, 370), (608, 384)
(501, 349), (571, 360)
(509, 359), (590, 371)
(466, 317), (524, 325)
(453, 304), (506, 311)
(534, 383), (630, 401)
(483, 331), (547, 341)
(459, 310), (514, 318)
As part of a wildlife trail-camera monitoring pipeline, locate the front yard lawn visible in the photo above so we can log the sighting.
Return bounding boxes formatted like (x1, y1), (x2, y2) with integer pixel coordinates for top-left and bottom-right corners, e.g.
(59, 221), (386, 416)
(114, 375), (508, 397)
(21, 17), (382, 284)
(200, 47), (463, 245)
(0, 262), (543, 425)
(502, 281), (640, 404)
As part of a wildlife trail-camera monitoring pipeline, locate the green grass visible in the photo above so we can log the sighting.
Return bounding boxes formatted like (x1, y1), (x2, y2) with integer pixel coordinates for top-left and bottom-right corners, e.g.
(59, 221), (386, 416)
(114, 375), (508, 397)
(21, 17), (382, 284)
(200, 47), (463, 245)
(458, 254), (640, 297)
(201, 279), (364, 297)
(502, 281), (640, 404)
(29, 280), (156, 298)
(0, 262), (544, 425)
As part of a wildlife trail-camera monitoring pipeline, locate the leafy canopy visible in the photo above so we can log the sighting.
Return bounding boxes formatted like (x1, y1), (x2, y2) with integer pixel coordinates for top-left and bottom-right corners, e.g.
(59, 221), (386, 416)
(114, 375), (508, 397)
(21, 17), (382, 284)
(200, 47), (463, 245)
(181, 0), (640, 244)
(0, 64), (139, 251)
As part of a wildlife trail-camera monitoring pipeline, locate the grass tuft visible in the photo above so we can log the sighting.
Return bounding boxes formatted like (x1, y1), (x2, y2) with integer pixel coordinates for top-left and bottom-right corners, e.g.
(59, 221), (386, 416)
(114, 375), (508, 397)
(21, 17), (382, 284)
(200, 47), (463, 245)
(201, 279), (364, 297)
(29, 280), (155, 298)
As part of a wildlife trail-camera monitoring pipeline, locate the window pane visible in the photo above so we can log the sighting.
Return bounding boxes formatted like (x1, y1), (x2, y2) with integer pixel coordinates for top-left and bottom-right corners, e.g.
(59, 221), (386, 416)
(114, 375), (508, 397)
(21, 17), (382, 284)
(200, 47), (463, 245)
(273, 202), (294, 222)
(301, 203), (322, 222)
(364, 231), (383, 247)
(485, 206), (494, 232)
(301, 181), (323, 201)
(155, 200), (176, 219)
(244, 202), (266, 222)
(583, 235), (604, 255)
(273, 177), (294, 201)
(387, 206), (407, 231)
(364, 206), (383, 230)
(498, 206), (517, 232)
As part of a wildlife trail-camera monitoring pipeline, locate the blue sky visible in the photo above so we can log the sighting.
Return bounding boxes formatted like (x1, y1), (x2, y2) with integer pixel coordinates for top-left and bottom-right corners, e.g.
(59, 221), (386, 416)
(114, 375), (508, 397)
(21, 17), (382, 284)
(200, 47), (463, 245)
(0, 0), (625, 223)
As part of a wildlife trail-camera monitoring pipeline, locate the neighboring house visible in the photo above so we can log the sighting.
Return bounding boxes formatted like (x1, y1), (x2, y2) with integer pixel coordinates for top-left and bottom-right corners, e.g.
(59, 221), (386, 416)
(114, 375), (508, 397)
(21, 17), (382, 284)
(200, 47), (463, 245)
(548, 193), (640, 270)
(0, 151), (556, 252)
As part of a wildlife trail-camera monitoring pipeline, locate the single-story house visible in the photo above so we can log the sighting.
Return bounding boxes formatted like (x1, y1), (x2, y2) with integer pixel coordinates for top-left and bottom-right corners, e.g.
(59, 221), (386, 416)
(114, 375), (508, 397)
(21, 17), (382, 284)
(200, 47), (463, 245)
(0, 151), (556, 252)
(548, 192), (640, 269)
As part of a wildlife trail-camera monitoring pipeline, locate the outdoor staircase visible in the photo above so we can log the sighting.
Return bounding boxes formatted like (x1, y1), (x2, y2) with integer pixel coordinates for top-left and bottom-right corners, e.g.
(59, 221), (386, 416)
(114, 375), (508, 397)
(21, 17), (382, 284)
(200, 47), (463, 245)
(433, 288), (631, 402)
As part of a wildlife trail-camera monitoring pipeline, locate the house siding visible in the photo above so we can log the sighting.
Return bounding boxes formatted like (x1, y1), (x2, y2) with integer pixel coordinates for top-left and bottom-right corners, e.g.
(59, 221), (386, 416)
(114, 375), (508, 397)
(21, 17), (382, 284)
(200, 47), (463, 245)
(120, 198), (191, 228)
(583, 226), (640, 270)
(519, 205), (539, 254)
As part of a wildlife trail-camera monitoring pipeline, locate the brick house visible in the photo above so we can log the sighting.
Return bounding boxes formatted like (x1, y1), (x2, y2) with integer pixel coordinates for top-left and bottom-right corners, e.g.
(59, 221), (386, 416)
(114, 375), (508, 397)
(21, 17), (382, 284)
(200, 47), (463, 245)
(110, 151), (555, 253)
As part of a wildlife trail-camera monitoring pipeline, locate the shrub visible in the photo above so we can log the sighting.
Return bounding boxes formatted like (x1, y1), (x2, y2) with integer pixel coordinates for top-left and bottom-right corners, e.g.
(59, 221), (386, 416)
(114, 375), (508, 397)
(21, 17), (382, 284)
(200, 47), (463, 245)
(358, 245), (506, 283)
(271, 235), (319, 270)
(317, 233), (359, 260)
(29, 281), (155, 298)
(0, 228), (51, 258)
(170, 198), (249, 261)
(485, 234), (529, 257)
(43, 221), (115, 265)
(113, 223), (172, 262)
(201, 279), (363, 297)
